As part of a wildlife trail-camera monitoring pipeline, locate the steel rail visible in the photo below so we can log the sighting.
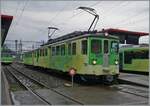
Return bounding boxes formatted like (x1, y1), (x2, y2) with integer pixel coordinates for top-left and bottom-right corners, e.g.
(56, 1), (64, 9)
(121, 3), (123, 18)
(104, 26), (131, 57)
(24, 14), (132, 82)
(5, 66), (52, 105)
(118, 86), (148, 98)
(10, 65), (84, 105)
(14, 64), (148, 100)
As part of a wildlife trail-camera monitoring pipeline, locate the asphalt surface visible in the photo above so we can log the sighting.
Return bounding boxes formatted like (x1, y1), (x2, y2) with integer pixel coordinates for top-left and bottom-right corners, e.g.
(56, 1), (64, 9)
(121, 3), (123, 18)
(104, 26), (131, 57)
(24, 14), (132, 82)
(1, 68), (12, 105)
(119, 72), (149, 87)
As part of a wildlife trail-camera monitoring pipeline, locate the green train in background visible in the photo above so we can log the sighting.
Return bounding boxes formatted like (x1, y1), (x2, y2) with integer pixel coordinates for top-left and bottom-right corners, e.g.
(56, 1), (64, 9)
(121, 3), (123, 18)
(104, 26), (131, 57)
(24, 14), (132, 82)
(1, 46), (15, 64)
(23, 31), (119, 83)
(119, 45), (149, 75)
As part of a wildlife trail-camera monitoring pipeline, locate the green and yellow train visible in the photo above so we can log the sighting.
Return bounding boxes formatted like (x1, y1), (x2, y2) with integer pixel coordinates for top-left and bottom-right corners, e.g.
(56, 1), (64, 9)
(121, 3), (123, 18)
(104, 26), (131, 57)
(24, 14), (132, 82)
(1, 47), (14, 64)
(119, 45), (149, 74)
(23, 31), (119, 83)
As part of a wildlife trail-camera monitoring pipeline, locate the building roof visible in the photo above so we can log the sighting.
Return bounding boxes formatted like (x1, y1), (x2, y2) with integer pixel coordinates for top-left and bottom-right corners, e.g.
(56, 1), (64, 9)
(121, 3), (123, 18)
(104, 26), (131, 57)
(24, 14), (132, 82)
(102, 28), (148, 36)
(1, 14), (13, 46)
(101, 28), (149, 44)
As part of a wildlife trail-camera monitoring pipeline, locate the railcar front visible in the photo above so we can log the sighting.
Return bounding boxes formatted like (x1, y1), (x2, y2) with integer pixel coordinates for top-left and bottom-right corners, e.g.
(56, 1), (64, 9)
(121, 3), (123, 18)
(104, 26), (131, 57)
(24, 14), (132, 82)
(1, 52), (14, 64)
(79, 33), (119, 83)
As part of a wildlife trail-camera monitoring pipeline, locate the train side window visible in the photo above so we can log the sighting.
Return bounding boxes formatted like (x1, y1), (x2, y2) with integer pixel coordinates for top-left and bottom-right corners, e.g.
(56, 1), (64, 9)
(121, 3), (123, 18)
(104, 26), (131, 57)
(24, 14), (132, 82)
(56, 46), (60, 55)
(52, 47), (55, 56)
(124, 51), (132, 64)
(81, 40), (87, 55)
(111, 41), (119, 53)
(37, 50), (39, 57)
(61, 44), (65, 55)
(41, 49), (44, 56)
(68, 43), (71, 55)
(34, 51), (36, 57)
(91, 39), (101, 54)
(45, 49), (48, 56)
(39, 49), (41, 56)
(41, 49), (43, 56)
(72, 42), (76, 55)
(43, 49), (44, 56)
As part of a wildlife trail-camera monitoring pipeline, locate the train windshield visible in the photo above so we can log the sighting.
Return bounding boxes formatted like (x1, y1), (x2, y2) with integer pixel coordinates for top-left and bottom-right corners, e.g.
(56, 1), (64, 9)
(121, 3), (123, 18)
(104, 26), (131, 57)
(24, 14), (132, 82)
(91, 39), (101, 54)
(111, 41), (119, 53)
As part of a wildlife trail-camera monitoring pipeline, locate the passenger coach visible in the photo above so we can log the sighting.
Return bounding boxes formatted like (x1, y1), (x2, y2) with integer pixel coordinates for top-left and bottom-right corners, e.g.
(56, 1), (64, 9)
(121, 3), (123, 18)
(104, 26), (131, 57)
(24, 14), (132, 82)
(23, 31), (119, 83)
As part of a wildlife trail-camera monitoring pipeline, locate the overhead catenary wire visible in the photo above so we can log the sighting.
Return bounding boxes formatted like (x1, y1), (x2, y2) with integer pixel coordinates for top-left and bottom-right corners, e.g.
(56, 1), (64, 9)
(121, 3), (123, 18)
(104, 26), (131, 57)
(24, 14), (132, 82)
(9, 0), (29, 36)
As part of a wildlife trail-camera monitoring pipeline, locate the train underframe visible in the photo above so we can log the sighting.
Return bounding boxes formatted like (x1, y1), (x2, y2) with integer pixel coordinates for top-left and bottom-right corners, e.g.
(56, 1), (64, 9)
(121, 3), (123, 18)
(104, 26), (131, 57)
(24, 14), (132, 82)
(23, 63), (119, 84)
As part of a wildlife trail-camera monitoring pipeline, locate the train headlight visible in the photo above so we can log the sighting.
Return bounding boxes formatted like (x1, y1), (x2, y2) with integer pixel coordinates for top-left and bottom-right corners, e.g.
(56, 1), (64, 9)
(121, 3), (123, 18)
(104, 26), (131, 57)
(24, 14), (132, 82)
(92, 60), (97, 65)
(104, 32), (108, 36)
(115, 61), (118, 65)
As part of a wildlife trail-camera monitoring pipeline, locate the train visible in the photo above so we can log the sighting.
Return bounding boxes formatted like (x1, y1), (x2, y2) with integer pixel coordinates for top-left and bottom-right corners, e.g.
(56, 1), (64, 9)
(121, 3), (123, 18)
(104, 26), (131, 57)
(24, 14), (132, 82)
(23, 31), (119, 83)
(119, 44), (149, 75)
(1, 47), (15, 64)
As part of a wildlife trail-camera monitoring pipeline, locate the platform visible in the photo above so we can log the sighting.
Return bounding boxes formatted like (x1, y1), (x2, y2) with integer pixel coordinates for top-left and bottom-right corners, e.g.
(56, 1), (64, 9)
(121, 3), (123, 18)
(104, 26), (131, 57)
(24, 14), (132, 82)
(1, 69), (12, 105)
(119, 72), (149, 87)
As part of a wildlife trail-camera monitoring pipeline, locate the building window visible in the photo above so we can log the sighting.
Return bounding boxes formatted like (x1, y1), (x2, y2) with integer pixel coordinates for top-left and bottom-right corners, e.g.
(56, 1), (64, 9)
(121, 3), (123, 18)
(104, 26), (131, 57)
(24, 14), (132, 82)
(61, 44), (65, 55)
(82, 40), (87, 55)
(72, 42), (76, 55)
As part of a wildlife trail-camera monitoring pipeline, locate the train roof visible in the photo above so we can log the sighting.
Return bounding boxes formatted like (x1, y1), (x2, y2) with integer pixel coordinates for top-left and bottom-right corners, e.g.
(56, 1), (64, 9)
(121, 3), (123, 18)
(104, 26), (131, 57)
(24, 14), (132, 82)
(42, 31), (118, 46)
(119, 44), (149, 51)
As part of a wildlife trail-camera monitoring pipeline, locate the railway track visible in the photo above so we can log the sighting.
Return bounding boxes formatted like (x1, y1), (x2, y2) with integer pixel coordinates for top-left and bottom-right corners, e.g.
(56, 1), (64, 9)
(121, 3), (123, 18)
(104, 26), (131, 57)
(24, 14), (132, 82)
(14, 63), (148, 99)
(110, 84), (148, 99)
(6, 65), (84, 105)
(5, 66), (51, 105)
(14, 63), (149, 98)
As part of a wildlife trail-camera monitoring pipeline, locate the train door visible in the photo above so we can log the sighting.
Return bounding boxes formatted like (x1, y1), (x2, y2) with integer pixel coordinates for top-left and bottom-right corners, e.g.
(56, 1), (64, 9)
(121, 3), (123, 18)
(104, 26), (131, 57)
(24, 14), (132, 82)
(103, 40), (109, 67)
(89, 38), (103, 65)
(32, 52), (34, 65)
(119, 52), (123, 70)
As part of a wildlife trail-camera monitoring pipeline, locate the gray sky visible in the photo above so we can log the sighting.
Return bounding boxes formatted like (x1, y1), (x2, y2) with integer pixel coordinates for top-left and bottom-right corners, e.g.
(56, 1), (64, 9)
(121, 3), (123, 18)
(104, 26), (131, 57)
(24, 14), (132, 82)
(2, 0), (149, 44)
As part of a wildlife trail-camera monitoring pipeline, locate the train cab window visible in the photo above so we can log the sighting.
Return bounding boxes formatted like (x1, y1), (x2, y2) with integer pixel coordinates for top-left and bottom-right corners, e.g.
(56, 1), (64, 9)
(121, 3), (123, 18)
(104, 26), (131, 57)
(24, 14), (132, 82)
(104, 40), (109, 53)
(56, 46), (60, 55)
(111, 41), (119, 53)
(81, 40), (87, 55)
(91, 40), (101, 54)
(52, 47), (56, 56)
(72, 43), (76, 55)
(61, 44), (65, 55)
(68, 43), (71, 55)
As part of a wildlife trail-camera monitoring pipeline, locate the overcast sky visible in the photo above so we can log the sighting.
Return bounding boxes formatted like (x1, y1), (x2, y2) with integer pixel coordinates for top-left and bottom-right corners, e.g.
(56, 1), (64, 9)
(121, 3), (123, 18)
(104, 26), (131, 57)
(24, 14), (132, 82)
(2, 0), (149, 44)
